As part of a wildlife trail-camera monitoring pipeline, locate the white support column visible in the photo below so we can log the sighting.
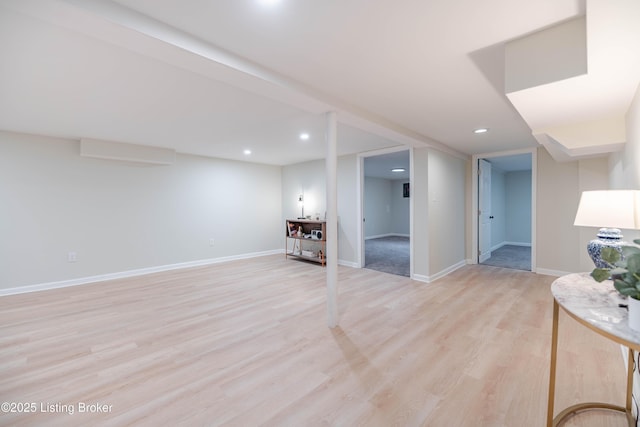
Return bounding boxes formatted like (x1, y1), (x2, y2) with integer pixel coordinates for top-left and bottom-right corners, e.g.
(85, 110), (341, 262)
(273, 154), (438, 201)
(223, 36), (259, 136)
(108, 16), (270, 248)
(325, 111), (339, 328)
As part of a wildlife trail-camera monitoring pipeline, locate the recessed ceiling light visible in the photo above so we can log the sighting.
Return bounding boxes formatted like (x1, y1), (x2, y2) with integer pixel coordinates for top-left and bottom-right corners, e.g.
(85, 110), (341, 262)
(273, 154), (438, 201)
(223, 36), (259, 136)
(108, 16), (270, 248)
(243, 149), (252, 155)
(474, 128), (489, 134)
(299, 133), (310, 141)
(391, 168), (406, 172)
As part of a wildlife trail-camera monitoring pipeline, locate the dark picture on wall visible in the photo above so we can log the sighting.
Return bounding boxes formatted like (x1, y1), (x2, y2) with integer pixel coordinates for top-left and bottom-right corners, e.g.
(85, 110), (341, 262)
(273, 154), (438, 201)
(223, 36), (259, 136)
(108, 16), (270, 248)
(403, 182), (410, 198)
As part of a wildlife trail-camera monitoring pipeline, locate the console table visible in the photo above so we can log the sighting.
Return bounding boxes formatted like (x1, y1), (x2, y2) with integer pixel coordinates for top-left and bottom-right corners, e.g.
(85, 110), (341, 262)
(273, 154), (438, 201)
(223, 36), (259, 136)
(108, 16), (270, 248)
(548, 273), (640, 426)
(285, 219), (326, 266)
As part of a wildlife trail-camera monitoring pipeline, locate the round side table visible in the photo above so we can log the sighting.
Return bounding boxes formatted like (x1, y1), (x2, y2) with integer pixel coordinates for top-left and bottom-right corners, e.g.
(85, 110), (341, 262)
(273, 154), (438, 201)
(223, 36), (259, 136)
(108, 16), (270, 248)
(548, 272), (640, 427)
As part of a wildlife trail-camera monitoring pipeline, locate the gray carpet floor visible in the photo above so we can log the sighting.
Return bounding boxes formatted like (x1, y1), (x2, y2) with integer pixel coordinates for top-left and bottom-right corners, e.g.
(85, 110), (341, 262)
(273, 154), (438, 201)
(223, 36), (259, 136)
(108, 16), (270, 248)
(481, 244), (531, 271)
(365, 236), (410, 277)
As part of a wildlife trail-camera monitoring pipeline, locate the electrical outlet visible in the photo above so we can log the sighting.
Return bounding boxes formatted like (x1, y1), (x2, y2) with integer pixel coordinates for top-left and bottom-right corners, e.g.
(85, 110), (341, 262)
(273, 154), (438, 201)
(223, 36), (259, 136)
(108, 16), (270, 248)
(209, 238), (215, 246)
(68, 252), (77, 262)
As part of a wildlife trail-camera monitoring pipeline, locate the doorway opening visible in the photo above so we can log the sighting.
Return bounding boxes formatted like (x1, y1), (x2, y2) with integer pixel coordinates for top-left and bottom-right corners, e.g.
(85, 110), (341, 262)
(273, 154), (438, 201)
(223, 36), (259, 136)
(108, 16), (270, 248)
(361, 149), (411, 277)
(476, 152), (534, 271)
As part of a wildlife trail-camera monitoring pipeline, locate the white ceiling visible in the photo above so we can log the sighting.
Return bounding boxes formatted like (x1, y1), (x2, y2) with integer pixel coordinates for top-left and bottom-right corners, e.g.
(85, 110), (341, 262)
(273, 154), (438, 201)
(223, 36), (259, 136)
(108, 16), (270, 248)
(485, 153), (532, 172)
(1, 0), (636, 167)
(364, 150), (410, 180)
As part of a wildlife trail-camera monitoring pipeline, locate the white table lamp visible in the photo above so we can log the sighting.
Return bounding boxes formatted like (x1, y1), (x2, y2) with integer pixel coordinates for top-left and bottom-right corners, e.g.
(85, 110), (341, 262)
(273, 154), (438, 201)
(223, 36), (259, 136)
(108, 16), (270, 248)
(574, 190), (640, 267)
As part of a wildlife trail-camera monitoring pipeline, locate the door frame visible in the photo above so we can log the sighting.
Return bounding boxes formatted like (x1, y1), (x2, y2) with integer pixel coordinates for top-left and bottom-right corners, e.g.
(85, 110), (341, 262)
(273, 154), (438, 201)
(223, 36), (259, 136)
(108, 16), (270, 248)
(357, 146), (413, 278)
(471, 147), (537, 272)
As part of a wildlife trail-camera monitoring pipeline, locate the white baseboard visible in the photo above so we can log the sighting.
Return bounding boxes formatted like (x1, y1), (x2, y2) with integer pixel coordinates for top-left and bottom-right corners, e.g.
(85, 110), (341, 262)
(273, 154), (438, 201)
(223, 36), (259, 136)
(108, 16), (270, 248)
(429, 260), (467, 283)
(412, 274), (430, 283)
(411, 259), (467, 284)
(535, 268), (571, 277)
(490, 242), (504, 252)
(0, 249), (283, 297)
(338, 259), (359, 268)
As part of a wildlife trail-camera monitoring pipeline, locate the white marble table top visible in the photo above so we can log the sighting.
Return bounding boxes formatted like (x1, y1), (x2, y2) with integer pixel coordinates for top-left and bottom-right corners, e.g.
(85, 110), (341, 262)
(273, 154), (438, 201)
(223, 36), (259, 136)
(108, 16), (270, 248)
(552, 272), (640, 348)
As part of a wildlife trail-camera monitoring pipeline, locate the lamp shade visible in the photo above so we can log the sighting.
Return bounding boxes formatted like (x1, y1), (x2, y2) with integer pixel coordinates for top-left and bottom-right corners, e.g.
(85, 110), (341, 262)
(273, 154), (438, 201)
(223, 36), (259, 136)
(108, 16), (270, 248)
(574, 190), (640, 230)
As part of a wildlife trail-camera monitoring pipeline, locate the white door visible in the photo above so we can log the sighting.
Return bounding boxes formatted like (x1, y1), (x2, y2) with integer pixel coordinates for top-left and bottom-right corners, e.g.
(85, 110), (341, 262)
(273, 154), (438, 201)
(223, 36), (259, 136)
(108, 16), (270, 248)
(478, 159), (492, 263)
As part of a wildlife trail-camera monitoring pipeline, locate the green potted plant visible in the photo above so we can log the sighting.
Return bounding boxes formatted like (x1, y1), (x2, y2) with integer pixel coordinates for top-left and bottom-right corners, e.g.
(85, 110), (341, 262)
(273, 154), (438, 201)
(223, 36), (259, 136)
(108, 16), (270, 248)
(591, 239), (640, 331)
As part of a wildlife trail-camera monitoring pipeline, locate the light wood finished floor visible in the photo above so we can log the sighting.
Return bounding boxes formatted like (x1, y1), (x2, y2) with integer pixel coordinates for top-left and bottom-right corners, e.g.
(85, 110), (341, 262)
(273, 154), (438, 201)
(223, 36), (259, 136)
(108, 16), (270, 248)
(0, 256), (629, 426)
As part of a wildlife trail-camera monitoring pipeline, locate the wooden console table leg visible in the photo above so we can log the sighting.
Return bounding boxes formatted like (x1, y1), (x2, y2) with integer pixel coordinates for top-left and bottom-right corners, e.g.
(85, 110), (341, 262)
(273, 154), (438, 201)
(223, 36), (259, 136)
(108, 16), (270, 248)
(547, 299), (560, 427)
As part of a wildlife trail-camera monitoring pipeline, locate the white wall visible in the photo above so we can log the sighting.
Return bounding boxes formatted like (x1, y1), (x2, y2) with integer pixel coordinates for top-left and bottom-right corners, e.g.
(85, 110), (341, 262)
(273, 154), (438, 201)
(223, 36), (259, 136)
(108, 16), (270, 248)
(281, 159), (326, 221)
(610, 83), (640, 190)
(412, 148), (430, 278)
(281, 155), (359, 266)
(427, 149), (466, 278)
(364, 177), (392, 238)
(0, 131), (283, 290)
(608, 82), (640, 427)
(282, 148), (469, 280)
(607, 83), (640, 263)
(536, 147), (609, 275)
(337, 154), (359, 266)
(608, 83), (640, 248)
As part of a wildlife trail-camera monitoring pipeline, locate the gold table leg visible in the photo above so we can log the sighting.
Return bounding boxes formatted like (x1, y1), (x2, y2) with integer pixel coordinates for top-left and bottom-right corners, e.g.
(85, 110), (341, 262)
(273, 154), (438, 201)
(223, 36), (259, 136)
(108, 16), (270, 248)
(547, 300), (559, 427)
(547, 299), (635, 427)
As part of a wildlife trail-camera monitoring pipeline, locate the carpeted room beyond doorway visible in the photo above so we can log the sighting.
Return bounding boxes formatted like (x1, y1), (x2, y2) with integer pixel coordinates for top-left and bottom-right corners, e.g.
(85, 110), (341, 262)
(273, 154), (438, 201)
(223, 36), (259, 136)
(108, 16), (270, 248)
(364, 236), (410, 277)
(480, 244), (531, 271)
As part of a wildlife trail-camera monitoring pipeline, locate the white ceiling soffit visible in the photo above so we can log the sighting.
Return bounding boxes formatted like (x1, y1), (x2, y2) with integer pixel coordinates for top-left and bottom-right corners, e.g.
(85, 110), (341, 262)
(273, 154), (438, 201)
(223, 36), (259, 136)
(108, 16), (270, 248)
(506, 0), (640, 162)
(533, 132), (624, 163)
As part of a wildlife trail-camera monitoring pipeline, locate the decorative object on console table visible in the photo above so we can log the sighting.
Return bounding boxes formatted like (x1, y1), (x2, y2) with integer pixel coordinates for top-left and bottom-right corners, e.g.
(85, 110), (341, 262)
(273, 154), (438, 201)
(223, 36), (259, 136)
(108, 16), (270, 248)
(284, 219), (327, 266)
(573, 190), (640, 268)
(297, 194), (305, 219)
(591, 241), (640, 331)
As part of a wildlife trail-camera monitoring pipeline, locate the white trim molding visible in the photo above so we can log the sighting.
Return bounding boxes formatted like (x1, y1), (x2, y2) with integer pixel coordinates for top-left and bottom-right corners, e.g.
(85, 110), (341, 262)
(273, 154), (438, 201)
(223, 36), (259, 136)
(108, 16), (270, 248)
(412, 260), (467, 284)
(0, 249), (283, 297)
(338, 259), (360, 268)
(535, 268), (572, 277)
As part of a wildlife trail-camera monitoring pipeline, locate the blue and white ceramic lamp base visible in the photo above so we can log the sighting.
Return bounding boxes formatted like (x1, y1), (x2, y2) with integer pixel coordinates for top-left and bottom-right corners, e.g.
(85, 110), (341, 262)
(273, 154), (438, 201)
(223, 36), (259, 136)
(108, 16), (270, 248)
(587, 227), (626, 268)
